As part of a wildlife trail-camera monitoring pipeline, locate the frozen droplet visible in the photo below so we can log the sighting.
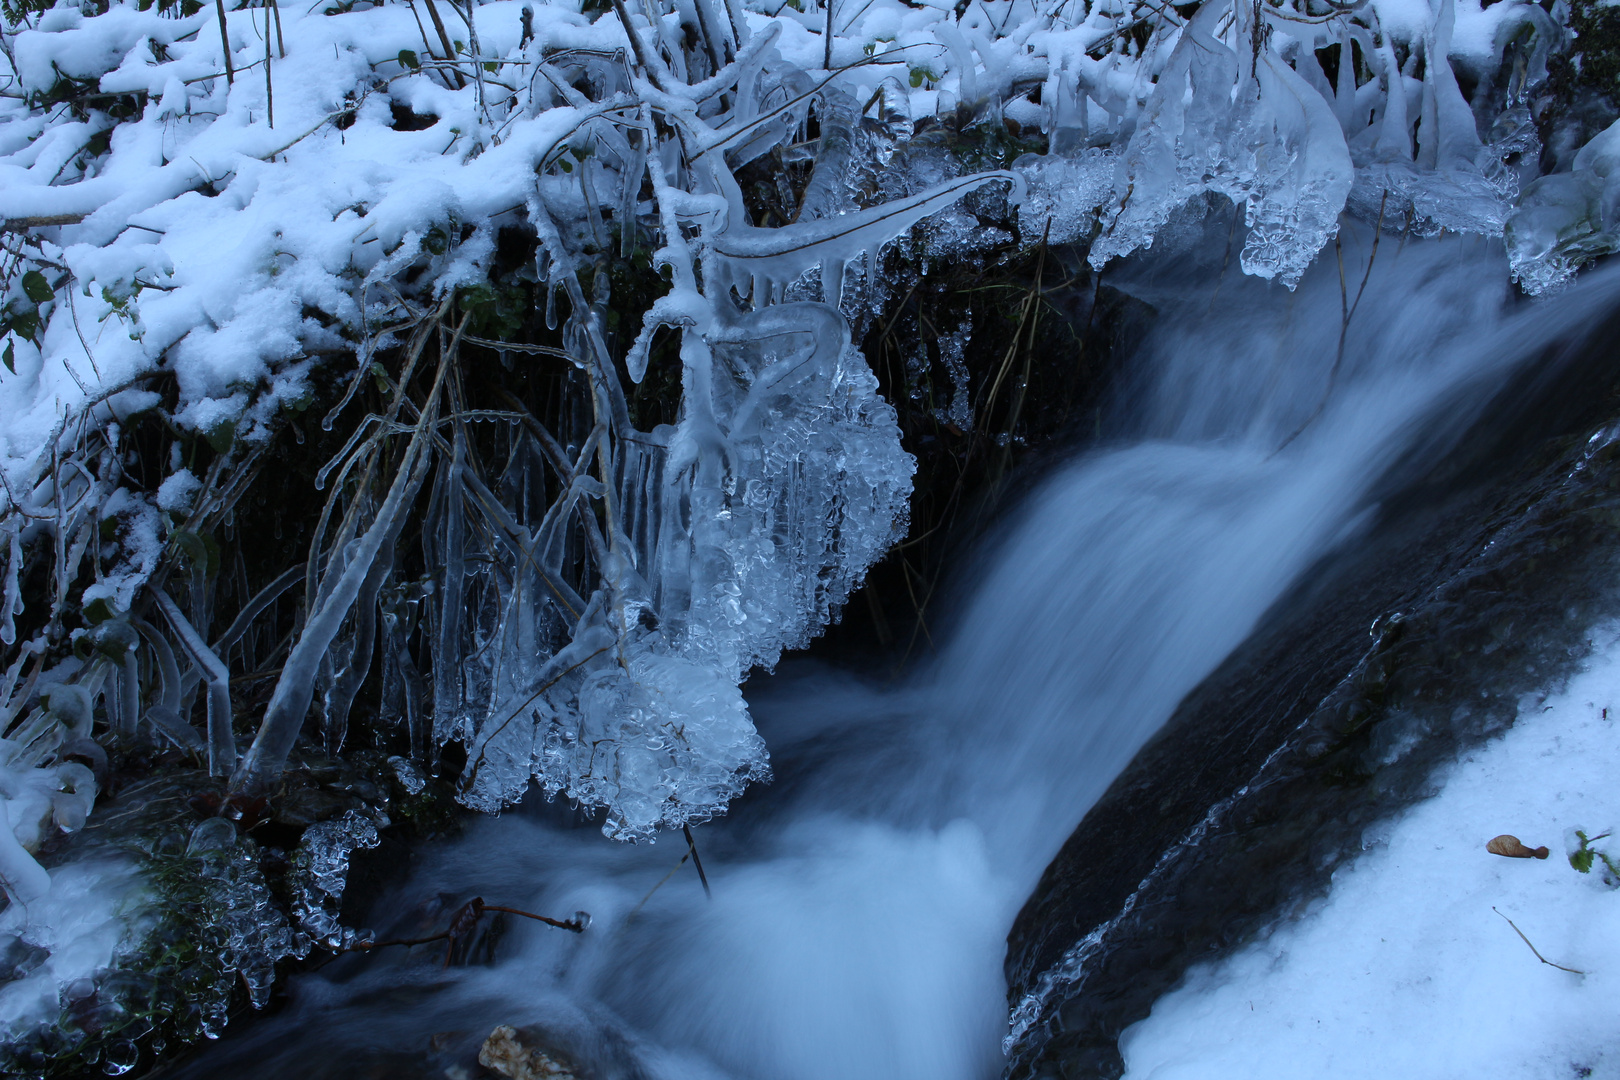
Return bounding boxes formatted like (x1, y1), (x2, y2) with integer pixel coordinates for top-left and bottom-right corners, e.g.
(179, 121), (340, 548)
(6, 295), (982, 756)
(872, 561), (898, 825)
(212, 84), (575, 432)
(186, 817), (236, 856)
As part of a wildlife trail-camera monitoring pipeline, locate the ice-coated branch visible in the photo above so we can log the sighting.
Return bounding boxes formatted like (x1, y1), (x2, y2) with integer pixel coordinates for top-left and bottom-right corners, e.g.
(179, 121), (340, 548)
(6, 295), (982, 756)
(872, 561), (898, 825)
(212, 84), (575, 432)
(153, 587), (236, 776)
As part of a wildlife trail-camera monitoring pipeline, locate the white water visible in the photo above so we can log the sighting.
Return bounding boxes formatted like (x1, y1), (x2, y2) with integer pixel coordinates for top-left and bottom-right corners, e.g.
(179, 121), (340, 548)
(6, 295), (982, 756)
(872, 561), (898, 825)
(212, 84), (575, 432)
(180, 230), (1620, 1080)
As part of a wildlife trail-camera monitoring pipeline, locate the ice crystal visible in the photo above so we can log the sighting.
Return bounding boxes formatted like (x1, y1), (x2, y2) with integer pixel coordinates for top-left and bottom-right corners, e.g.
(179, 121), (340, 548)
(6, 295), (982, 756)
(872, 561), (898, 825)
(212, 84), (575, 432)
(289, 810), (383, 952)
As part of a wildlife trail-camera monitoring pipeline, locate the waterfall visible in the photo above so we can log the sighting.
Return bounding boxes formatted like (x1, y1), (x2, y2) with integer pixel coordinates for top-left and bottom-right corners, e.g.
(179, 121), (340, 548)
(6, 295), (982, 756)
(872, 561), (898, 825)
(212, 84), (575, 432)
(169, 230), (1620, 1080)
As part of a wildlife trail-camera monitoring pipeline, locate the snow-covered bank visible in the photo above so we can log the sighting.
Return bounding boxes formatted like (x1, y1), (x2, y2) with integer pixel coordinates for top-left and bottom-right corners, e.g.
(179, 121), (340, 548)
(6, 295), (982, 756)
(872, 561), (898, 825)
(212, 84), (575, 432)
(1120, 625), (1620, 1080)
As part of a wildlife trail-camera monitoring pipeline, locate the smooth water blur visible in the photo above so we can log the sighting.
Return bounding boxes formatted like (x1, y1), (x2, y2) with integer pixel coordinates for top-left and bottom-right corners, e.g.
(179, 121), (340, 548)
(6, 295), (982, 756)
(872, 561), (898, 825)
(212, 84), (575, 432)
(177, 231), (1618, 1080)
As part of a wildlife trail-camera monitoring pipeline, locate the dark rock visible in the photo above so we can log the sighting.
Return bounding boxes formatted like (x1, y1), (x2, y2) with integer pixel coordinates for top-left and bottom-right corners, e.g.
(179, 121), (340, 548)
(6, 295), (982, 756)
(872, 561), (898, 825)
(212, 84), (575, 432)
(270, 784), (363, 829)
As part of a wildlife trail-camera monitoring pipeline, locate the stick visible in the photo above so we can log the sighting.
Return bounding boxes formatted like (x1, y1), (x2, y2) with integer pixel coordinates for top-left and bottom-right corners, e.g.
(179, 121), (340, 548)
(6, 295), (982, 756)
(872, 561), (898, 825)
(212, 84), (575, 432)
(1273, 191), (1387, 454)
(264, 1), (274, 128)
(1493, 907), (1585, 975)
(214, 0), (235, 85)
(422, 0), (467, 89)
(824, 0), (834, 71)
(683, 823), (712, 899)
(629, 851), (691, 917)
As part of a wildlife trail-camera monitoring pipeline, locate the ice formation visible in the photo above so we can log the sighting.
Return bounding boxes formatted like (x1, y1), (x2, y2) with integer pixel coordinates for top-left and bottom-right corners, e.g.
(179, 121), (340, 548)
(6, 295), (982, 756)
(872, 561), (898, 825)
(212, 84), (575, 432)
(289, 809), (382, 951)
(0, 0), (1602, 967)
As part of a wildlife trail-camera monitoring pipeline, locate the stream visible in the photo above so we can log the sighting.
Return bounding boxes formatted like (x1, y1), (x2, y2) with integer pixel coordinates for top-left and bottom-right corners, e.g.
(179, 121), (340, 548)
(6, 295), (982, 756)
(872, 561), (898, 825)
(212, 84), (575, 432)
(169, 229), (1620, 1080)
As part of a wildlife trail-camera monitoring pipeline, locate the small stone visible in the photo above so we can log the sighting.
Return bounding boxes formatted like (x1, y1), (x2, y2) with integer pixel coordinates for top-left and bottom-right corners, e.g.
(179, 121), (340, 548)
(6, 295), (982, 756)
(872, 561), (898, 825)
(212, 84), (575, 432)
(477, 1025), (577, 1080)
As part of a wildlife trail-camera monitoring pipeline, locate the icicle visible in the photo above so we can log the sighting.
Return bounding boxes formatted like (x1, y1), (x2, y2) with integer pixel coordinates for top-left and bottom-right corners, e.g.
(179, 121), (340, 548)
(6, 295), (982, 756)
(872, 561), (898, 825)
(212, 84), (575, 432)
(1416, 0), (1483, 172)
(1375, 35), (1414, 163)
(1, 526), (22, 648)
(433, 428), (469, 744)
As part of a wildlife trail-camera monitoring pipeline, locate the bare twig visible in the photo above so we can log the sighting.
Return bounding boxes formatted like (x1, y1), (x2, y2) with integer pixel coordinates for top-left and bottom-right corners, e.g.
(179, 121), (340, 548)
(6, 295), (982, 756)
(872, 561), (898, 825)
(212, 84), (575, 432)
(214, 0), (235, 86)
(683, 824), (712, 898)
(1493, 907), (1585, 975)
(345, 896), (586, 966)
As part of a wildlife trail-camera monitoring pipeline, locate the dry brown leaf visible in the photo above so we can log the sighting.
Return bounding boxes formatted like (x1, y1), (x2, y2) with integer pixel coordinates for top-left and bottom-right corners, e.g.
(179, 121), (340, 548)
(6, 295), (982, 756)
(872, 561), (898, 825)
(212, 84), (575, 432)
(478, 1025), (578, 1080)
(1487, 834), (1550, 860)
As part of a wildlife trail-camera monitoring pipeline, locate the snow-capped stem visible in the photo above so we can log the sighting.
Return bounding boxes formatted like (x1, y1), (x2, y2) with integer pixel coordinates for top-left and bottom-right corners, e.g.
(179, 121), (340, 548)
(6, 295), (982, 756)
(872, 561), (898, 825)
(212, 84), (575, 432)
(264, 4), (274, 129)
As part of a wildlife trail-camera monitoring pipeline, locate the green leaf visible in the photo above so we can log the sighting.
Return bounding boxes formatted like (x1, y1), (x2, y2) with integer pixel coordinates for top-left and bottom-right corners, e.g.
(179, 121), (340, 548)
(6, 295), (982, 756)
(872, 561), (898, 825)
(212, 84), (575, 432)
(909, 69), (924, 88)
(21, 270), (51, 305)
(10, 309), (39, 342)
(205, 419), (236, 455)
(1572, 848), (1595, 873)
(173, 529), (210, 571)
(398, 49), (420, 70)
(483, 61), (498, 73)
(1, 340), (13, 375)
(558, 157), (572, 172)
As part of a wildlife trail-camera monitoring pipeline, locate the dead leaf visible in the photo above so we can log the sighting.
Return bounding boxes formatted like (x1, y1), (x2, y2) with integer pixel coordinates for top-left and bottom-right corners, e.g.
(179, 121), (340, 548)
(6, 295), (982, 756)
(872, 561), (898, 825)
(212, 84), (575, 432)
(1487, 834), (1550, 859)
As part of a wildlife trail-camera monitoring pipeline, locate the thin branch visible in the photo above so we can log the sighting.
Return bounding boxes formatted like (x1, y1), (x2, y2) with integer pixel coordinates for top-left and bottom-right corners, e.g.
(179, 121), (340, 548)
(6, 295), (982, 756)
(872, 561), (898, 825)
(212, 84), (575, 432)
(1493, 907), (1585, 975)
(683, 824), (712, 898)
(214, 0), (235, 86)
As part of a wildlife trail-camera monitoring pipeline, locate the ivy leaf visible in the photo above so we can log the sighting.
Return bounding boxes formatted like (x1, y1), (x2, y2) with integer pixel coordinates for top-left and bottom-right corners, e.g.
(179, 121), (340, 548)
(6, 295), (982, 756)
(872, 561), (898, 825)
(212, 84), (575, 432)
(398, 49), (420, 70)
(1, 340), (13, 375)
(21, 270), (51, 305)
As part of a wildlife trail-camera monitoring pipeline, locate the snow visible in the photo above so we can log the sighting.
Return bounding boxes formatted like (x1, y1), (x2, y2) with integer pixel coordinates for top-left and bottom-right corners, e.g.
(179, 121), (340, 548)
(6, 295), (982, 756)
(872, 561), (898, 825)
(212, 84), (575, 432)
(1119, 626), (1620, 1080)
(0, 856), (138, 1033)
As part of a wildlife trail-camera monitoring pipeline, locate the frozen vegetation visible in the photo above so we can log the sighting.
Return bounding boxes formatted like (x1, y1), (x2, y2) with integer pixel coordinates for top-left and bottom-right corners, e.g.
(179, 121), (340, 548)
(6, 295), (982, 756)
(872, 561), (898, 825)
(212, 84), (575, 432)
(0, 0), (1612, 1066)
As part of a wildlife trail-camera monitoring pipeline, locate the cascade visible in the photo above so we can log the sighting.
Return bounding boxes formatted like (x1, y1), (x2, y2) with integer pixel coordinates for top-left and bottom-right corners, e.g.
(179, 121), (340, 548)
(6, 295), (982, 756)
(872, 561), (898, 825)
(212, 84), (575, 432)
(161, 225), (1620, 1080)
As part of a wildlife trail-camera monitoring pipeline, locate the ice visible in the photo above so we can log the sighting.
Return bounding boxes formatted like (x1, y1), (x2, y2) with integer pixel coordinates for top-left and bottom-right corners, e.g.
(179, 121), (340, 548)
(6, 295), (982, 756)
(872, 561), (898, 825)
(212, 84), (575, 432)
(1506, 119), (1620, 295)
(1086, 0), (1353, 289)
(289, 810), (382, 952)
(1014, 149), (1115, 248)
(447, 314), (913, 839)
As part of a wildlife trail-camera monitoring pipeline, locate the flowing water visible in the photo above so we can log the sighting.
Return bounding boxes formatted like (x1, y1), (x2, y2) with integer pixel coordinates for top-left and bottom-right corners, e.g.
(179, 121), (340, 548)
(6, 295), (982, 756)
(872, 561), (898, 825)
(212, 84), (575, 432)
(175, 230), (1620, 1080)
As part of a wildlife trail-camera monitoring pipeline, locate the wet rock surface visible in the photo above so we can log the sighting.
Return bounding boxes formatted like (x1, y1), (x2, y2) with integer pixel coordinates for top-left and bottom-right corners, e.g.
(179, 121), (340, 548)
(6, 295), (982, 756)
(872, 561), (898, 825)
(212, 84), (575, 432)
(1004, 293), (1620, 1079)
